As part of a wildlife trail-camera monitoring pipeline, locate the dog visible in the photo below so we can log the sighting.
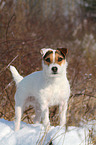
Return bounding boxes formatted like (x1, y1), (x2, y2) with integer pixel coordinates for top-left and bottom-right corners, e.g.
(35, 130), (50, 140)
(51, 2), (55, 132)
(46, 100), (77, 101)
(10, 48), (70, 131)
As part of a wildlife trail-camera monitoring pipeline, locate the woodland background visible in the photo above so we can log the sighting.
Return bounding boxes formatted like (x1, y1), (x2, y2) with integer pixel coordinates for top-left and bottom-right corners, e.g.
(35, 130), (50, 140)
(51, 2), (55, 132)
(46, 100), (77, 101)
(0, 0), (96, 138)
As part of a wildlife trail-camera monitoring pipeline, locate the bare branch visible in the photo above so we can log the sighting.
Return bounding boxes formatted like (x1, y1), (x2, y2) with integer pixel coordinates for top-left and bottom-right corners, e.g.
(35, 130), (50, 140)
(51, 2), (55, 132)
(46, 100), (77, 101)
(70, 93), (96, 98)
(5, 13), (15, 48)
(0, 55), (19, 75)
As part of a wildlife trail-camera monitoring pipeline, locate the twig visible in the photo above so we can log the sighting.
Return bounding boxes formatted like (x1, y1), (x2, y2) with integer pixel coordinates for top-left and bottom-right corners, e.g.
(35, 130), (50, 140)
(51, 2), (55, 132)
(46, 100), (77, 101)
(0, 36), (42, 45)
(5, 13), (15, 48)
(0, 55), (19, 75)
(5, 89), (15, 111)
(70, 93), (96, 98)
(0, 112), (3, 118)
(0, 80), (14, 95)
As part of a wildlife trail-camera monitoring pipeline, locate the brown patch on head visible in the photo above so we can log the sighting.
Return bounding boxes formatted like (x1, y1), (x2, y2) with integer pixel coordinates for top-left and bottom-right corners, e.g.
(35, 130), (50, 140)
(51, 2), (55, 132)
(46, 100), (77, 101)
(55, 50), (65, 66)
(57, 48), (68, 58)
(43, 51), (53, 66)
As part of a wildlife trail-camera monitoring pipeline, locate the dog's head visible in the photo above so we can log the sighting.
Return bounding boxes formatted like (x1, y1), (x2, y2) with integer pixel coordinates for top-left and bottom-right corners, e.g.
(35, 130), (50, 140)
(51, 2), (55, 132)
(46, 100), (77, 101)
(40, 48), (68, 77)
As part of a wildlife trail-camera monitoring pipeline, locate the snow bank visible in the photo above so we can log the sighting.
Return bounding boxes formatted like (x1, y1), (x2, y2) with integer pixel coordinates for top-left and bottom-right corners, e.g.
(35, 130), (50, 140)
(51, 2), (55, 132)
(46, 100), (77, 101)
(0, 119), (95, 145)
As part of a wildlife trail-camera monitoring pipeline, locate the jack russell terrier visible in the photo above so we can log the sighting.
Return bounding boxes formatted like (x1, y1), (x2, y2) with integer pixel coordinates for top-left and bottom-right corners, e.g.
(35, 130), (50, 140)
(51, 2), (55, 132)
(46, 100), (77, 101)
(10, 48), (70, 131)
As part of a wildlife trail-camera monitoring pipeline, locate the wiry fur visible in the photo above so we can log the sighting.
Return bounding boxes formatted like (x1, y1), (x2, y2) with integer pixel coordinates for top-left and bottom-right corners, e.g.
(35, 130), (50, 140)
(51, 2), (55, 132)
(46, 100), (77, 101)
(10, 48), (70, 131)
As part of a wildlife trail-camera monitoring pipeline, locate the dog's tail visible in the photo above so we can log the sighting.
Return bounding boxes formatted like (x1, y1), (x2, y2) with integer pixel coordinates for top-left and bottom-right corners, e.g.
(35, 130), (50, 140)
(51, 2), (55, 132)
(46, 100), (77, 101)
(10, 65), (23, 86)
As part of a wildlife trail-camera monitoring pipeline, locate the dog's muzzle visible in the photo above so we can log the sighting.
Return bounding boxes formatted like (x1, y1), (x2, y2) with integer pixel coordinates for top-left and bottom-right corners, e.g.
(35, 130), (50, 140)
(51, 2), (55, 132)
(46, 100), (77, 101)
(51, 67), (58, 74)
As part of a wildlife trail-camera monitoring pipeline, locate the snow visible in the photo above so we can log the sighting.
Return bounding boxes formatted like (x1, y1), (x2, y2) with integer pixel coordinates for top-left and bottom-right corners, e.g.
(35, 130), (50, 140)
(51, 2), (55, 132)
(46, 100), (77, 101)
(0, 119), (95, 145)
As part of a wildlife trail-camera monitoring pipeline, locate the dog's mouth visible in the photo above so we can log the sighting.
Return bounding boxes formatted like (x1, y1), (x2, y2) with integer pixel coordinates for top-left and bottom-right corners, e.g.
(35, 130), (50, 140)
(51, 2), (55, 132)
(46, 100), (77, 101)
(48, 72), (60, 78)
(52, 72), (58, 75)
(51, 72), (60, 77)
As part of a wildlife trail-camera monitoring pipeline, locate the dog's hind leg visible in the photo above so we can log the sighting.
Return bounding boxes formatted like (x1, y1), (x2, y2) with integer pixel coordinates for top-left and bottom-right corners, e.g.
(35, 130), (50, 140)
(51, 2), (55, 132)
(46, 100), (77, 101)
(33, 109), (41, 124)
(15, 106), (22, 131)
(33, 102), (41, 124)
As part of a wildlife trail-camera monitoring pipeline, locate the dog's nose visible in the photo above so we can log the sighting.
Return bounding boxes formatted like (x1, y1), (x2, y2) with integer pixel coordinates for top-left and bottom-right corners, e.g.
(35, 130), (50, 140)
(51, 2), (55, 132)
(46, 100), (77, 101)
(51, 67), (58, 73)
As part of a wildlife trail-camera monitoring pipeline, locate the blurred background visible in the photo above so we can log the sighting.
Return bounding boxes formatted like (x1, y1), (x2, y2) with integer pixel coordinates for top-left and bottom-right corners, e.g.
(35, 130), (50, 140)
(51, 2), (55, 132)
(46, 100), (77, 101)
(0, 0), (96, 133)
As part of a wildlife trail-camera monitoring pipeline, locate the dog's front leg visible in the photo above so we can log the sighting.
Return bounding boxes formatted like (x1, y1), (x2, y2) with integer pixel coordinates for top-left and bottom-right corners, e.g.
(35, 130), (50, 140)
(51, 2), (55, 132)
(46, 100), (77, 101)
(59, 100), (68, 126)
(41, 105), (50, 127)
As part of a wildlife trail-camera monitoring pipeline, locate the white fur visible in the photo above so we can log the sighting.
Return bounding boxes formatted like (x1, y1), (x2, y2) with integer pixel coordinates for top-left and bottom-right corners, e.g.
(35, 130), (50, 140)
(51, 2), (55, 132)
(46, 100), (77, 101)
(10, 65), (23, 85)
(10, 48), (70, 131)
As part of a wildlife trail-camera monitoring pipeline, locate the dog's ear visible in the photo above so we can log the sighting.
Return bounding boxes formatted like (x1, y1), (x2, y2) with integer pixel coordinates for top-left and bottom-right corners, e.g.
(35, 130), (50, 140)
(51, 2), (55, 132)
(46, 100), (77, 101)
(40, 48), (53, 57)
(57, 48), (68, 57)
(40, 48), (48, 57)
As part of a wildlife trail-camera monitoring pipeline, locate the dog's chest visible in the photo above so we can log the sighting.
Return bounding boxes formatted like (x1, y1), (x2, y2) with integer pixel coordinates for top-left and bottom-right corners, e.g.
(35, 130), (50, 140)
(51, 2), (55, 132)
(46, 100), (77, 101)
(39, 79), (66, 106)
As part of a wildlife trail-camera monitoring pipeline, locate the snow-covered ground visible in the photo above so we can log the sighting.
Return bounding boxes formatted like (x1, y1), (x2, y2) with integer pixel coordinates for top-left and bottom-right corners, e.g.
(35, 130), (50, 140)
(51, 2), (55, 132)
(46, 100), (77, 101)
(0, 119), (95, 145)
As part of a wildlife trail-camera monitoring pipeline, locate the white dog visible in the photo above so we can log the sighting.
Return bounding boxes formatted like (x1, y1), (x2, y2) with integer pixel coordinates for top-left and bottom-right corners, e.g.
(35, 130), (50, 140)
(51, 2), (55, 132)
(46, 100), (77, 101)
(10, 48), (70, 131)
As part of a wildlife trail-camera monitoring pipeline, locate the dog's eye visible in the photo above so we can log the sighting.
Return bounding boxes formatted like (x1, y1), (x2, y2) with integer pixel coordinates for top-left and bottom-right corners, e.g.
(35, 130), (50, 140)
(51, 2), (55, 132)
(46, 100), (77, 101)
(45, 58), (51, 63)
(58, 57), (63, 62)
